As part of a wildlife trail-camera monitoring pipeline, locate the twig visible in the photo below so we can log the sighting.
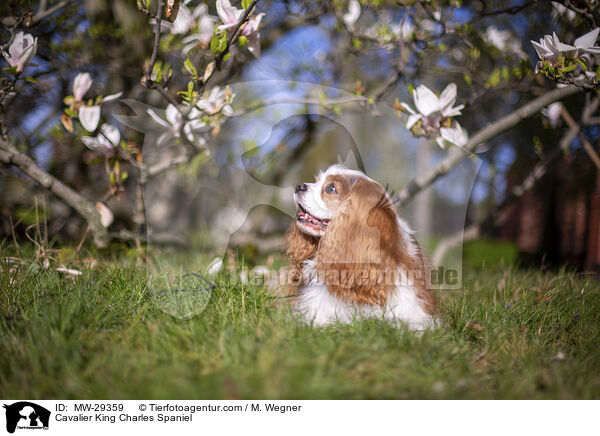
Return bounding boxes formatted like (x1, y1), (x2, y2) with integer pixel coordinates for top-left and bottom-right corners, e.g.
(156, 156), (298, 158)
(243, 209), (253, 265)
(31, 0), (78, 25)
(468, 1), (535, 22)
(144, 0), (165, 84)
(154, 83), (180, 107)
(0, 138), (109, 247)
(578, 133), (600, 170)
(232, 95), (369, 117)
(1, 0), (79, 26)
(562, 104), (600, 170)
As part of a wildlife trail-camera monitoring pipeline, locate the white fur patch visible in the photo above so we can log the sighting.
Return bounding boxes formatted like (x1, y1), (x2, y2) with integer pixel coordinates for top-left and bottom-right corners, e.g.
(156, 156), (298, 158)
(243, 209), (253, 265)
(296, 262), (435, 330)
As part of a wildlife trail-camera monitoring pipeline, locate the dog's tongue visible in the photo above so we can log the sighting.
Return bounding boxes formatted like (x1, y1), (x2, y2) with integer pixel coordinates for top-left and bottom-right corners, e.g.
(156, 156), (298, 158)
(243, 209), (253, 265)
(298, 209), (328, 228)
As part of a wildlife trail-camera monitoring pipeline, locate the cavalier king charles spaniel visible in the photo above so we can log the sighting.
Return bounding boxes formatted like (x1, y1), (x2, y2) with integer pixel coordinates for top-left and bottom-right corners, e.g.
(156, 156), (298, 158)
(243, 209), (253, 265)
(284, 164), (436, 330)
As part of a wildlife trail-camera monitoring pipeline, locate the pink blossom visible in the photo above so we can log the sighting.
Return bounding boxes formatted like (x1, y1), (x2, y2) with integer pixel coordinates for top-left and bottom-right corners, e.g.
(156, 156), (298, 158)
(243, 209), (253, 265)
(3, 32), (37, 73)
(73, 73), (93, 101)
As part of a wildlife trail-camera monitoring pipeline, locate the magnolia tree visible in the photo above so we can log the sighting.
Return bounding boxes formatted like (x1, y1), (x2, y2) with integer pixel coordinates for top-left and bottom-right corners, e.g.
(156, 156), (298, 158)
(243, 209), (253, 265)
(0, 0), (599, 255)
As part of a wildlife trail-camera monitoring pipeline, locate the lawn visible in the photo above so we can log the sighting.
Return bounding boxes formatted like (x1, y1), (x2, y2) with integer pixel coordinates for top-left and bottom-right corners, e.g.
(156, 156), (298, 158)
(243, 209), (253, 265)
(1, 241), (599, 399)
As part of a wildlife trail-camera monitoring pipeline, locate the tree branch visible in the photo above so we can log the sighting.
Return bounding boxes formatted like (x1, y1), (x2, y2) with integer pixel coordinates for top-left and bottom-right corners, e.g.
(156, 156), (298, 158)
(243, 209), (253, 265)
(1, 0), (79, 26)
(579, 132), (600, 170)
(144, 0), (164, 84)
(397, 85), (583, 207)
(0, 138), (109, 247)
(561, 104), (600, 170)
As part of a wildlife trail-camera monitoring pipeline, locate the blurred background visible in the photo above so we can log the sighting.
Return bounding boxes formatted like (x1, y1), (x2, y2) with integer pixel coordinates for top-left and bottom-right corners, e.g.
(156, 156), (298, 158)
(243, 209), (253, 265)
(1, 0), (599, 273)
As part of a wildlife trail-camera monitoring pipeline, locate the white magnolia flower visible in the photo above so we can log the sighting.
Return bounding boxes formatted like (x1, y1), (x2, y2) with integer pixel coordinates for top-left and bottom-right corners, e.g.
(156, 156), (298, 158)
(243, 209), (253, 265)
(542, 102), (563, 128)
(171, 3), (195, 34)
(95, 202), (114, 228)
(485, 26), (526, 58)
(421, 9), (442, 34)
(98, 92), (123, 104)
(73, 72), (93, 101)
(79, 105), (101, 132)
(182, 4), (217, 53)
(216, 0), (264, 57)
(216, 0), (243, 28)
(364, 18), (413, 48)
(400, 83), (464, 131)
(82, 123), (120, 153)
(343, 0), (361, 30)
(55, 267), (82, 276)
(147, 104), (183, 145)
(531, 28), (600, 62)
(195, 86), (233, 116)
(207, 257), (223, 276)
(436, 123), (469, 149)
(243, 12), (264, 56)
(147, 104), (207, 146)
(3, 31), (37, 73)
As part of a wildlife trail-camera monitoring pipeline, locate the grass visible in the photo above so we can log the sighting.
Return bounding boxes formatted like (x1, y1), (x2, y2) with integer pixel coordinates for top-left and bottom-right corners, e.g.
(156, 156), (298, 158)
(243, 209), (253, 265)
(1, 241), (599, 399)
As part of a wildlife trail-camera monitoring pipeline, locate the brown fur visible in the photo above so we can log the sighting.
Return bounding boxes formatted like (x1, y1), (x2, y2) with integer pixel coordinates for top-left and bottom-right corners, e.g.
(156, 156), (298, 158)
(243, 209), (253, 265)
(285, 174), (435, 314)
(283, 222), (318, 296)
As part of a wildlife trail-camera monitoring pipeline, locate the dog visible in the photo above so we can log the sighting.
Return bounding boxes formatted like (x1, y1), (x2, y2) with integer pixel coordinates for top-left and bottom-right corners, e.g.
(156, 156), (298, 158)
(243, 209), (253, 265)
(284, 164), (436, 330)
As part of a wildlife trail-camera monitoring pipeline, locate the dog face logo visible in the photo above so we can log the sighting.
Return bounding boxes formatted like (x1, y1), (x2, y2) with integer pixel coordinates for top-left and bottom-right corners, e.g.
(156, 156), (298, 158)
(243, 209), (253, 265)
(3, 402), (50, 433)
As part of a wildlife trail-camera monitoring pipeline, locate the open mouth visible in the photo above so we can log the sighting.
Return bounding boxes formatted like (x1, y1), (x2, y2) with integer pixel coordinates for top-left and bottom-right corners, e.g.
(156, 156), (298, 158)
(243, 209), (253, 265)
(297, 205), (330, 230)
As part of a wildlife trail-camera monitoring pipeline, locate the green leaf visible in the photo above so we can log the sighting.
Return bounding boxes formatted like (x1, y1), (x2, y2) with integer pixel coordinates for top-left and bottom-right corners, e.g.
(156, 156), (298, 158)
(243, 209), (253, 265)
(242, 0), (253, 9)
(177, 81), (195, 104)
(183, 58), (197, 77)
(223, 53), (231, 62)
(210, 28), (228, 55)
(151, 61), (163, 83)
(238, 35), (248, 47)
(162, 62), (173, 82)
(4, 65), (18, 75)
(485, 68), (501, 88)
(24, 76), (39, 84)
(574, 58), (588, 71)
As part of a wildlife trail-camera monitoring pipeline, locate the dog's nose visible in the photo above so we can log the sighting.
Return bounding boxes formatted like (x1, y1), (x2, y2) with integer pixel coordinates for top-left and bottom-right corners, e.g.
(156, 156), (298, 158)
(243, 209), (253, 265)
(295, 183), (308, 193)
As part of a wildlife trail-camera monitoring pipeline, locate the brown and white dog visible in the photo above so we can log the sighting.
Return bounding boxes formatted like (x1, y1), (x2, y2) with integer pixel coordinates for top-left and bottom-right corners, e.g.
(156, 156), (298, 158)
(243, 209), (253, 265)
(284, 164), (436, 330)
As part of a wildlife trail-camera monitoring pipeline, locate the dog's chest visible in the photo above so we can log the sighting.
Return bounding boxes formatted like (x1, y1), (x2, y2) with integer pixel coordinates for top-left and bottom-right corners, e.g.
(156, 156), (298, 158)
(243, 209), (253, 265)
(295, 259), (435, 330)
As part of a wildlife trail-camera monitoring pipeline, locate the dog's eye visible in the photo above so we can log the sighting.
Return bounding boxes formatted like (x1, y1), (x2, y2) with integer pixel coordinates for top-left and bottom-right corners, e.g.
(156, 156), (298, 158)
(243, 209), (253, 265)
(325, 183), (336, 194)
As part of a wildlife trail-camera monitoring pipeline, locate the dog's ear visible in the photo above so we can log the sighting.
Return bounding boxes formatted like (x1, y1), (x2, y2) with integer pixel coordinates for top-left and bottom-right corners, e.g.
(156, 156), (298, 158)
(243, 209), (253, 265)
(316, 178), (401, 306)
(284, 221), (318, 266)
